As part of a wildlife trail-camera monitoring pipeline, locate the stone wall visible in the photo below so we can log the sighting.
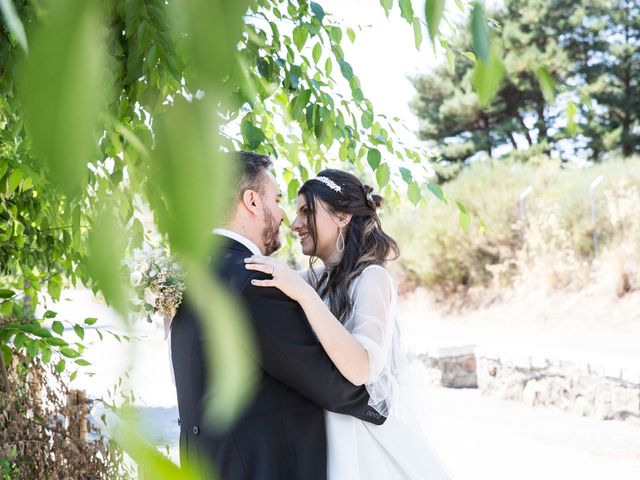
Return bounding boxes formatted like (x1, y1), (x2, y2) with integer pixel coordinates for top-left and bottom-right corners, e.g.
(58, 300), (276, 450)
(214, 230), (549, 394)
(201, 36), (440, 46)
(475, 346), (640, 423)
(416, 344), (640, 423)
(417, 345), (478, 389)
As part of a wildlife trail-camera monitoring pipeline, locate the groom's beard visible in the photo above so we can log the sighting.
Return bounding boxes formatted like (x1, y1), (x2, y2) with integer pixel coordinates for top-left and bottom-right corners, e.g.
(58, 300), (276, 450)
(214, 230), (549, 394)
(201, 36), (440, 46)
(262, 207), (281, 256)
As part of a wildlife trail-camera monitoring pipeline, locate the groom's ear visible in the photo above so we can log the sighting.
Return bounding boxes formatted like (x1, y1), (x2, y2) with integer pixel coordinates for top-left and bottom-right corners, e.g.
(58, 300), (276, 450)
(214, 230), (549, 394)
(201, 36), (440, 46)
(241, 189), (260, 215)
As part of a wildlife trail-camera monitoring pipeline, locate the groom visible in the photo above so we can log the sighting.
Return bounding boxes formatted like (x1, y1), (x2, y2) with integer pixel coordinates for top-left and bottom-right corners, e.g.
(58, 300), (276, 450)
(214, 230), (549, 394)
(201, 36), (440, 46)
(170, 151), (385, 479)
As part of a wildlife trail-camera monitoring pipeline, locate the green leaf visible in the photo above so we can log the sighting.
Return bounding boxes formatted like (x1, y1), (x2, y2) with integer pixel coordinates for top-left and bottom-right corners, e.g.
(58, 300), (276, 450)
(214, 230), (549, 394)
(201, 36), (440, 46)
(26, 340), (39, 358)
(0, 0), (28, 52)
(470, 2), (490, 62)
(407, 181), (421, 205)
(60, 347), (81, 359)
(376, 163), (391, 188)
(399, 0), (415, 24)
(46, 337), (68, 347)
(425, 0), (445, 43)
(84, 317), (98, 326)
(70, 371), (78, 382)
(347, 27), (356, 43)
(455, 200), (469, 216)
(325, 57), (333, 76)
(43, 310), (58, 319)
(473, 46), (505, 107)
(310, 2), (325, 22)
(412, 17), (422, 50)
(73, 325), (85, 340)
(86, 208), (128, 318)
(241, 117), (266, 149)
(150, 97), (232, 262)
(287, 178), (300, 201)
(427, 182), (445, 201)
(186, 265), (258, 426)
(19, 0), (107, 200)
(51, 320), (65, 336)
(459, 210), (471, 230)
(536, 67), (555, 103)
(399, 167), (413, 183)
(7, 169), (22, 193)
(55, 359), (66, 374)
(380, 0), (393, 16)
(293, 26), (308, 51)
(41, 347), (52, 364)
(75, 359), (91, 367)
(367, 149), (382, 170)
(13, 332), (26, 349)
(339, 60), (353, 80)
(567, 100), (578, 137)
(0, 289), (14, 299)
(48, 274), (64, 301)
(330, 26), (342, 44)
(113, 419), (209, 480)
(312, 42), (322, 64)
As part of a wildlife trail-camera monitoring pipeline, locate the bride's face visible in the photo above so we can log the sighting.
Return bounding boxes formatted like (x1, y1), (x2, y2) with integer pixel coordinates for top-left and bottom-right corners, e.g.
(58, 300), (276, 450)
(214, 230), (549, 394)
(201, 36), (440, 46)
(291, 194), (342, 261)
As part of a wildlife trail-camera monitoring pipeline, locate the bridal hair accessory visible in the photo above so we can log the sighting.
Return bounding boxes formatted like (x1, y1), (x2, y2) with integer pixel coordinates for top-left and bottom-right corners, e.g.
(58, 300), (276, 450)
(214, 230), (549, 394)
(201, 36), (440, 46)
(314, 176), (342, 193)
(366, 192), (374, 204)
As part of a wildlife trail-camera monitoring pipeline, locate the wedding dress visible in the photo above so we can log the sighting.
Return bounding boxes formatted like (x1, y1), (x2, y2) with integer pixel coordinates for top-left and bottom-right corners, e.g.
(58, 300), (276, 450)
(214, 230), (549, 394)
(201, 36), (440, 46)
(323, 265), (451, 480)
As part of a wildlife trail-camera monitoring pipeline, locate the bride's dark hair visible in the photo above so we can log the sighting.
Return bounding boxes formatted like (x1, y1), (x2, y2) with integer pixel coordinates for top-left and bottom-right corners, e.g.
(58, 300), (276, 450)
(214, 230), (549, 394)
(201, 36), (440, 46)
(299, 169), (400, 324)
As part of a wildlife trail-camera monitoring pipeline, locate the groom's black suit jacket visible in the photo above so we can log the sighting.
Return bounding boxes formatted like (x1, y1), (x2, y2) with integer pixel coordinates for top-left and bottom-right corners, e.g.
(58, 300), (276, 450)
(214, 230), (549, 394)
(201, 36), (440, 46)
(171, 238), (385, 480)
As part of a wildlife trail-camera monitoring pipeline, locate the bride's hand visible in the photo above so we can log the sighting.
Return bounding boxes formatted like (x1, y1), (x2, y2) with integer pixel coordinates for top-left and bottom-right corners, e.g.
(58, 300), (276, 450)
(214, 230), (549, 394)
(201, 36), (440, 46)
(244, 256), (314, 303)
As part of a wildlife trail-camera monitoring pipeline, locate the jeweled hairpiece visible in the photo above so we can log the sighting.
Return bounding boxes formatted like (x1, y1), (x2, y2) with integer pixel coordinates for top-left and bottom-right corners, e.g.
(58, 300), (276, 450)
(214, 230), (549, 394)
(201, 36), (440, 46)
(366, 192), (374, 204)
(313, 176), (342, 193)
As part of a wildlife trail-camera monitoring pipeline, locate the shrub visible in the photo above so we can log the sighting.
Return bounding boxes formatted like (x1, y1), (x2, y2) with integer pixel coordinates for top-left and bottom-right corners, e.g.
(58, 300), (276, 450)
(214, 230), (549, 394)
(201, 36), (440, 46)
(384, 156), (640, 296)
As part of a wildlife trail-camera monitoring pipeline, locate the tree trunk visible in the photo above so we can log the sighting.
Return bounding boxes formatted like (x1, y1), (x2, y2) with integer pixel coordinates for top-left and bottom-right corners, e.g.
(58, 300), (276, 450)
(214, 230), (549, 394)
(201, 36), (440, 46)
(516, 112), (533, 146)
(483, 115), (493, 157)
(507, 130), (518, 150)
(536, 98), (548, 143)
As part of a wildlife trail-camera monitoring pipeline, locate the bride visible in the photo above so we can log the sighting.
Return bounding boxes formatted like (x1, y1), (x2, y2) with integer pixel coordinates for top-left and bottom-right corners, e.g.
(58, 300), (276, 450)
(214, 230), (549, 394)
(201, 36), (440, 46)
(245, 169), (451, 479)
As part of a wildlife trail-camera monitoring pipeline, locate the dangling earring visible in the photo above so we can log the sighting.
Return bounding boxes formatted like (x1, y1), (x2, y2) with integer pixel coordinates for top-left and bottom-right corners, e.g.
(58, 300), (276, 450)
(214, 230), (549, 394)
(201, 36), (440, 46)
(336, 227), (345, 253)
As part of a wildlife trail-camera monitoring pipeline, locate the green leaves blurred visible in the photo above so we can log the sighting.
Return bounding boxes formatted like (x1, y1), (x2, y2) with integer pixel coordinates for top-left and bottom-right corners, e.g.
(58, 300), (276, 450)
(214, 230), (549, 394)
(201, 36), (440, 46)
(168, 0), (251, 90)
(567, 100), (578, 137)
(473, 45), (505, 106)
(186, 264), (257, 424)
(425, 0), (445, 44)
(149, 97), (232, 262)
(470, 3), (504, 106)
(399, 0), (415, 24)
(85, 207), (128, 318)
(19, 0), (107, 200)
(536, 67), (556, 104)
(0, 0), (27, 52)
(470, 3), (490, 61)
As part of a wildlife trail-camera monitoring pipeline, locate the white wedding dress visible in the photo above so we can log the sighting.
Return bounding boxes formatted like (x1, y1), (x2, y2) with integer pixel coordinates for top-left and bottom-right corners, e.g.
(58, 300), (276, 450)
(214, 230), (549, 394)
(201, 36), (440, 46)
(321, 265), (451, 480)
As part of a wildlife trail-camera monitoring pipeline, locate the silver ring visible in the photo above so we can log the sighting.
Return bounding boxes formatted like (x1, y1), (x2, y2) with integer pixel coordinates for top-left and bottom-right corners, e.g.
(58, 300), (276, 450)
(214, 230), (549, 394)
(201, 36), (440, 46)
(271, 266), (276, 276)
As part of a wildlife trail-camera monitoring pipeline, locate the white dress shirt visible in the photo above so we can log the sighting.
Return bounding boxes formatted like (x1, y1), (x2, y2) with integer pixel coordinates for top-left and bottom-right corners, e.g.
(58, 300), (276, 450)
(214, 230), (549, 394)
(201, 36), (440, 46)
(212, 228), (262, 256)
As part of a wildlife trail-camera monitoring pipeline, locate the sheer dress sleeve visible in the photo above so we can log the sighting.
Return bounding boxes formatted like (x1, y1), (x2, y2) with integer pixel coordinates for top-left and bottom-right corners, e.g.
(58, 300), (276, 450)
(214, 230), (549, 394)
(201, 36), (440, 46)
(345, 265), (401, 416)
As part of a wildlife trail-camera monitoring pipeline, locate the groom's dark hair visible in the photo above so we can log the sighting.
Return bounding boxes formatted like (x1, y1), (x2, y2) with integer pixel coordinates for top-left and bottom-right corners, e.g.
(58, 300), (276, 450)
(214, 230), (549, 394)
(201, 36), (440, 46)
(232, 151), (273, 199)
